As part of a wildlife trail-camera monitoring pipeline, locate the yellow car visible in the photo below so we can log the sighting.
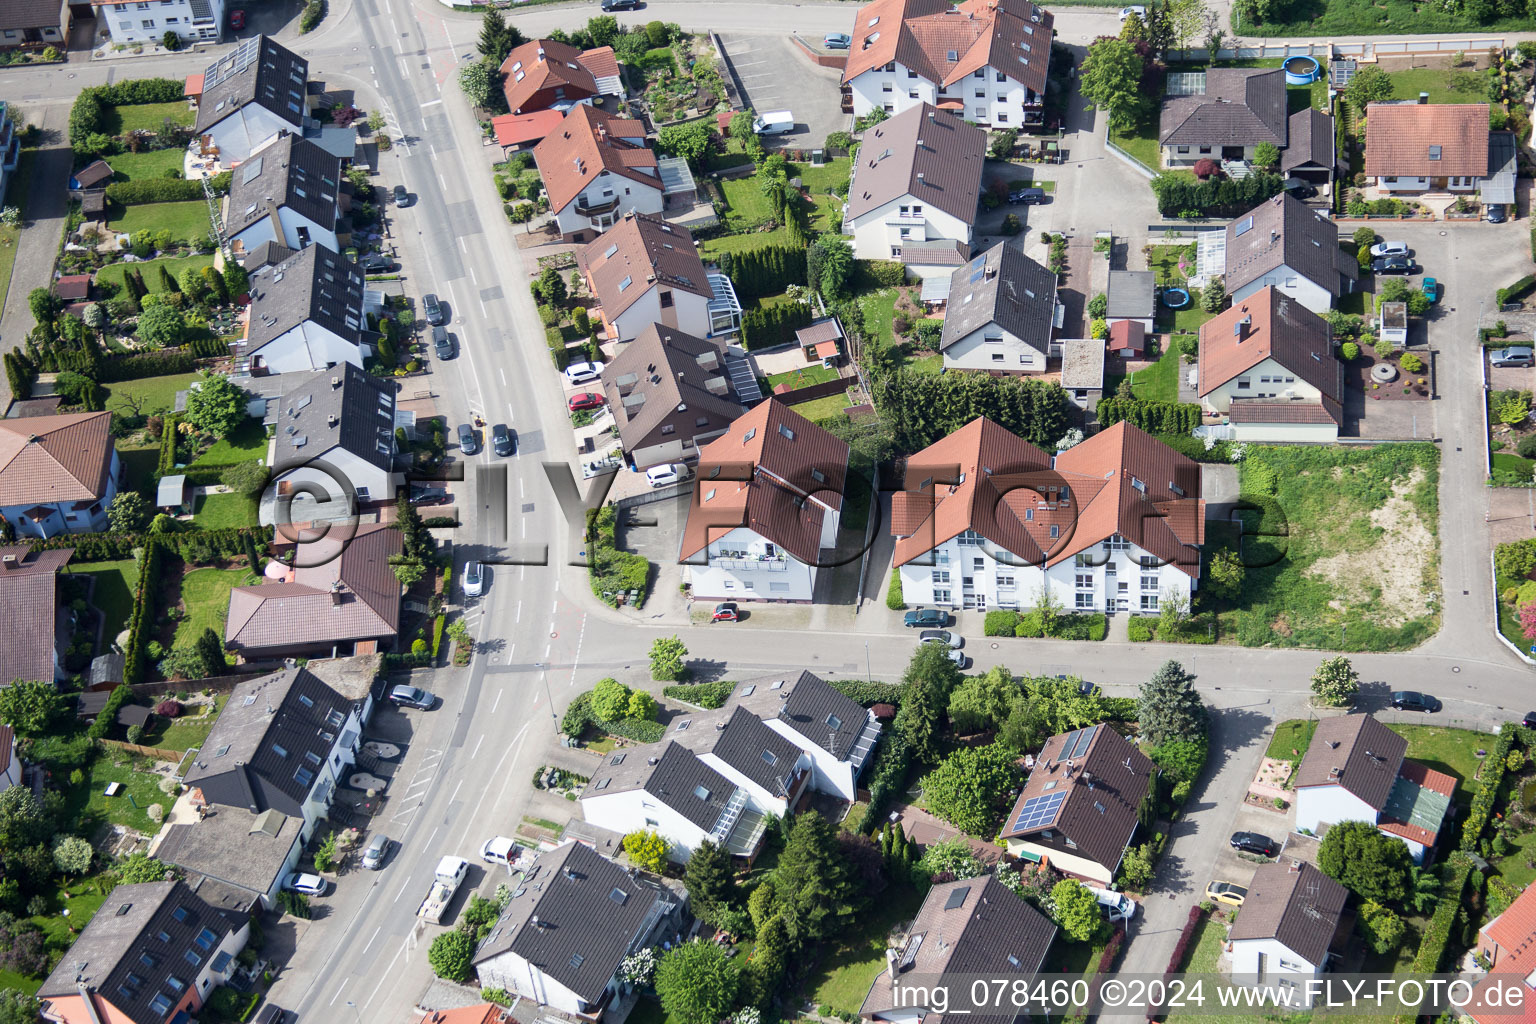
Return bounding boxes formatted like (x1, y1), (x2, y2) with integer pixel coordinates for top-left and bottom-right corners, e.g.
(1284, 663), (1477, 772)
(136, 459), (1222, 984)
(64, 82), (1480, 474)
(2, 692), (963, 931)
(1206, 881), (1248, 906)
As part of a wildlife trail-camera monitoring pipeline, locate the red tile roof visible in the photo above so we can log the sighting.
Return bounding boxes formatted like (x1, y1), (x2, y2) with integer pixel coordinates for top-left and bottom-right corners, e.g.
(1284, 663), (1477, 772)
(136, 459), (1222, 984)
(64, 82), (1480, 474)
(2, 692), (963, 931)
(1107, 319), (1145, 353)
(184, 73), (204, 98)
(843, 0), (1054, 98)
(491, 109), (566, 148)
(1364, 102), (1490, 179)
(532, 106), (659, 214)
(581, 46), (620, 81)
(0, 411), (115, 506)
(1227, 400), (1338, 424)
(1485, 884), (1536, 964)
(416, 1006), (516, 1024)
(499, 38), (600, 114)
(54, 275), (92, 301)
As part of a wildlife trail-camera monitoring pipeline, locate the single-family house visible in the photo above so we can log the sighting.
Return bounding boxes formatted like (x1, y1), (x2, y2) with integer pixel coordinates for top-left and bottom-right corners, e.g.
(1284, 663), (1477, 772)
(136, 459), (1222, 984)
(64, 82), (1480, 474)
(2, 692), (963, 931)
(1292, 714), (1455, 863)
(841, 0), (1053, 129)
(578, 213), (741, 344)
(939, 241), (1059, 373)
(1364, 101), (1490, 195)
(472, 840), (684, 1016)
(1223, 192), (1358, 316)
(181, 666), (364, 842)
(999, 723), (1155, 884)
(263, 363), (400, 507)
(191, 36), (310, 165)
(94, 0), (222, 46)
(533, 105), (662, 243)
(235, 241), (370, 374)
(225, 523), (403, 660)
(0, 545), (72, 685)
(0, 411), (119, 538)
(1159, 68), (1287, 169)
(797, 318), (845, 364)
(891, 417), (1204, 614)
(1060, 338), (1104, 411)
(499, 38), (623, 116)
(1227, 860), (1351, 1003)
(153, 805), (304, 913)
(599, 323), (745, 471)
(37, 881), (249, 1024)
(1197, 286), (1343, 442)
(223, 131), (348, 257)
(1478, 880), (1536, 970)
(1106, 270), (1155, 332)
(681, 399), (850, 603)
(0, 0), (69, 49)
(0, 725), (17, 796)
(727, 670), (883, 802)
(1282, 107), (1337, 187)
(843, 103), (985, 278)
(861, 874), (1057, 1024)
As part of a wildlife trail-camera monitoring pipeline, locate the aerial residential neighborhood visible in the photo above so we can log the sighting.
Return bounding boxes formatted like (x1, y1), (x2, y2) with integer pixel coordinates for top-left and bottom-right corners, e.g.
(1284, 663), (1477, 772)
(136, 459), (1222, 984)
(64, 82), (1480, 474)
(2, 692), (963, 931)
(0, 0), (1532, 1022)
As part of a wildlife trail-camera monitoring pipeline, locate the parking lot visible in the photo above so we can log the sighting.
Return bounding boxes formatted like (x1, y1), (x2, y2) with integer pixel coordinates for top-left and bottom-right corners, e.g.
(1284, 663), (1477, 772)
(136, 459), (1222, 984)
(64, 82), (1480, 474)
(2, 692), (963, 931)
(717, 33), (851, 149)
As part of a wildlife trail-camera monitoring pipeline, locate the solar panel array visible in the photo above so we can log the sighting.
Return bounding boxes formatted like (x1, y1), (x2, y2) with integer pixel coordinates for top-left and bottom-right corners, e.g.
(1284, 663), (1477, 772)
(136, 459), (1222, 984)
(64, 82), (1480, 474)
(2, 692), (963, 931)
(1058, 724), (1098, 761)
(1011, 789), (1065, 832)
(202, 35), (263, 93)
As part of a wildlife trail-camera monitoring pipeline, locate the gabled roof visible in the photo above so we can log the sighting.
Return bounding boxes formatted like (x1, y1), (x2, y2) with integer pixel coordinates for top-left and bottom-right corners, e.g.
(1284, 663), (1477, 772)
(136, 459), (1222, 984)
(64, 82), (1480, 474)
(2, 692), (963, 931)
(1000, 723), (1155, 871)
(1159, 68), (1287, 147)
(225, 523), (403, 653)
(0, 545), (71, 688)
(579, 213), (712, 320)
(1292, 714), (1406, 811)
(1483, 880), (1536, 960)
(242, 239), (299, 272)
(1378, 759), (1455, 847)
(0, 411), (114, 506)
(845, 102), (986, 225)
(195, 35), (309, 136)
(271, 363), (395, 475)
(473, 841), (673, 1004)
(533, 105), (658, 214)
(680, 400), (850, 564)
(491, 109), (566, 149)
(1228, 861), (1348, 966)
(736, 670), (875, 761)
(600, 323), (743, 457)
(245, 241), (367, 356)
(0, 0), (65, 31)
(842, 0), (1054, 99)
(584, 740), (735, 832)
(415, 1007), (517, 1024)
(1283, 107), (1335, 173)
(1199, 286), (1342, 423)
(706, 706), (803, 796)
(155, 804), (303, 905)
(1224, 192), (1358, 298)
(1364, 102), (1489, 178)
(70, 160), (115, 191)
(939, 242), (1057, 356)
(861, 874), (1056, 1024)
(499, 38), (601, 114)
(225, 132), (343, 238)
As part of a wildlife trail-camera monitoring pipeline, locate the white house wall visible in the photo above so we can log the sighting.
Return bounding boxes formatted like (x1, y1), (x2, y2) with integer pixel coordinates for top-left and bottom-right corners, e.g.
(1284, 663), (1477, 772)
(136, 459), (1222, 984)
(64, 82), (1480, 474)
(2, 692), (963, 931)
(476, 951), (590, 1016)
(1003, 839), (1114, 885)
(1230, 420), (1337, 443)
(696, 750), (805, 817)
(848, 194), (972, 262)
(1229, 267), (1334, 317)
(103, 0), (222, 45)
(1294, 785), (1379, 835)
(273, 447), (392, 506)
(847, 64), (1040, 128)
(581, 789), (710, 862)
(1202, 355), (1323, 414)
(610, 287), (712, 343)
(1376, 175), (1481, 194)
(191, 920), (251, 1007)
(553, 173), (663, 240)
(251, 322), (366, 375)
(276, 206), (339, 252)
(0, 451), (119, 539)
(688, 526), (818, 602)
(1228, 937), (1322, 1006)
(943, 323), (1046, 373)
(762, 718), (861, 801)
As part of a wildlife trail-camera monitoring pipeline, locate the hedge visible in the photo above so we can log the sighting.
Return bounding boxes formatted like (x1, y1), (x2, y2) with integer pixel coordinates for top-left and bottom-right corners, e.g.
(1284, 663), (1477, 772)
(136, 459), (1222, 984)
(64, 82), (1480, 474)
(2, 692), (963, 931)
(100, 348), (197, 384)
(87, 685), (133, 740)
(1084, 925), (1127, 1016)
(596, 716), (666, 743)
(1498, 276), (1536, 307)
(853, 259), (907, 290)
(546, 326), (570, 369)
(431, 614), (445, 660)
(104, 172), (230, 205)
(31, 526), (272, 565)
(122, 540), (164, 686)
(1127, 617), (1154, 642)
(1148, 906), (1206, 1021)
(885, 571), (904, 610)
(715, 245), (807, 300)
(298, 0), (327, 32)
(862, 728), (912, 834)
(663, 680), (736, 709)
(96, 78), (185, 106)
(1530, 225), (1536, 265)
(999, 609), (1106, 641)
(1408, 852), (1475, 975)
(740, 302), (813, 351)
(1462, 723), (1520, 851)
(1150, 171), (1284, 218)
(157, 413), (180, 475)
(827, 679), (905, 707)
(1095, 398), (1201, 434)
(984, 610), (1017, 636)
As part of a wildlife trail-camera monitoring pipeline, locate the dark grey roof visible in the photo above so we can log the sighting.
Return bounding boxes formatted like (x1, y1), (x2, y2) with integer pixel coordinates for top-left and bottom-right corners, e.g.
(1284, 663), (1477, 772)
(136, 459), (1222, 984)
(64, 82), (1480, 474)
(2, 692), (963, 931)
(39, 881), (241, 1022)
(1283, 107), (1335, 173)
(599, 324), (744, 460)
(196, 35), (309, 136)
(242, 240), (299, 273)
(846, 103), (986, 224)
(88, 652), (125, 689)
(709, 706), (802, 797)
(1228, 861), (1348, 966)
(1160, 68), (1287, 147)
(245, 242), (367, 355)
(1106, 270), (1155, 319)
(271, 363), (395, 475)
(764, 670), (871, 760)
(474, 841), (674, 1004)
(584, 741), (735, 833)
(1483, 131), (1517, 205)
(155, 805), (303, 904)
(1291, 713), (1406, 811)
(182, 666), (355, 818)
(1225, 192), (1357, 297)
(939, 242), (1057, 355)
(225, 132), (343, 238)
(0, 0), (64, 32)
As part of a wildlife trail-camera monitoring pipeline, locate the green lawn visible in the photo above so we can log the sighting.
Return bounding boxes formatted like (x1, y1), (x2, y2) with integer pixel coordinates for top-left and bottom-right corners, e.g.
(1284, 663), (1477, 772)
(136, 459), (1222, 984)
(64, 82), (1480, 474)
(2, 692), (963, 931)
(105, 199), (213, 243)
(1265, 719), (1317, 761)
(67, 752), (169, 834)
(192, 491), (259, 530)
(0, 875), (115, 995)
(173, 567), (254, 648)
(143, 695), (226, 752)
(190, 418), (268, 466)
(858, 288), (901, 350)
(718, 175), (775, 229)
(103, 371), (198, 417)
(806, 883), (926, 1014)
(0, 223), (19, 318)
(1168, 307), (1214, 334)
(791, 157), (852, 194)
(700, 224), (796, 257)
(1387, 723), (1492, 805)
(1108, 113), (1161, 173)
(1147, 243), (1195, 287)
(910, 353), (943, 374)
(105, 101), (194, 134)
(76, 558), (140, 649)
(104, 148), (185, 181)
(791, 392), (855, 423)
(1043, 936), (1109, 975)
(118, 445), (160, 496)
(96, 254), (215, 298)
(766, 363), (840, 390)
(1384, 67), (1494, 105)
(1127, 341), (1183, 403)
(1492, 823), (1536, 891)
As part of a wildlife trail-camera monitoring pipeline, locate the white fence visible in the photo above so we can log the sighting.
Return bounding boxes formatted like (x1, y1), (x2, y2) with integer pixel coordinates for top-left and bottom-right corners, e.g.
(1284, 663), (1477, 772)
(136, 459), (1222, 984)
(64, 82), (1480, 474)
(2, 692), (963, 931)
(1169, 37), (1509, 63)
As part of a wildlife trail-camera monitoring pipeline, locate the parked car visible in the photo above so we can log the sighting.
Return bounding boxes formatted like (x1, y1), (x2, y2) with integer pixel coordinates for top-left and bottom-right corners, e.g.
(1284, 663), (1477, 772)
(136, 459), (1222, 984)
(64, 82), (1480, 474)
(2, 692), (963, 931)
(943, 649), (970, 669)
(283, 872), (327, 896)
(457, 423), (479, 455)
(463, 560), (483, 597)
(752, 110), (796, 136)
(1281, 179), (1318, 199)
(1524, 712), (1536, 729)
(252, 1006), (289, 1024)
(903, 608), (949, 628)
(823, 32), (852, 48)
(1371, 256), (1416, 275)
(492, 423), (516, 457)
(362, 834), (393, 870)
(228, 8), (246, 29)
(645, 463), (686, 488)
(423, 293), (445, 326)
(433, 326), (454, 360)
(410, 486), (450, 506)
(358, 252), (395, 273)
(1391, 690), (1441, 713)
(1205, 880), (1248, 906)
(1421, 277), (1440, 304)
(393, 184), (410, 207)
(389, 685), (436, 709)
(564, 360), (606, 386)
(1488, 203), (1509, 224)
(1229, 831), (1278, 857)
(1491, 346), (1535, 368)
(1008, 188), (1046, 205)
(1119, 4), (1147, 18)
(919, 629), (963, 648)
(601, 0), (639, 8)
(711, 602), (740, 622)
(1088, 886), (1137, 923)
(481, 836), (518, 865)
(1370, 240), (1410, 258)
(568, 392), (605, 411)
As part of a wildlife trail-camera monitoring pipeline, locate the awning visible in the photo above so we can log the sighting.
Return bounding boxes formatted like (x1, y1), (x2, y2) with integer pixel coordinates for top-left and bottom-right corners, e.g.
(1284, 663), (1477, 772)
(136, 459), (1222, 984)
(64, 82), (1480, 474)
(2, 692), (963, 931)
(184, 73), (204, 98)
(920, 275), (951, 303)
(1016, 849), (1042, 862)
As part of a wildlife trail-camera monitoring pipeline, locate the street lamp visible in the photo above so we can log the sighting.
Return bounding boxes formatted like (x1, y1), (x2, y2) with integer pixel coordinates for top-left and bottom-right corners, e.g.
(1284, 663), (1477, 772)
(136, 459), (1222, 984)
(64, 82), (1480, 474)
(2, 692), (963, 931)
(345, 1001), (363, 1024)
(538, 664), (559, 737)
(865, 641), (872, 685)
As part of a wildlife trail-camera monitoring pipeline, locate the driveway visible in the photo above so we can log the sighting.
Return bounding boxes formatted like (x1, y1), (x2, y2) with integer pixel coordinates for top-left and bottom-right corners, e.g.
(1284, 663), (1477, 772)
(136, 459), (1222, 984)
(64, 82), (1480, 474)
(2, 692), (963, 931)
(716, 33), (849, 150)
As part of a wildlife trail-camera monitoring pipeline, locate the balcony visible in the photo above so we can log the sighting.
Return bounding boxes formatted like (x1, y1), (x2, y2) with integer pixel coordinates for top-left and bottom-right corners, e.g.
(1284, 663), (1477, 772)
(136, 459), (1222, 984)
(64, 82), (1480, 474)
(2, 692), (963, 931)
(575, 195), (621, 216)
(711, 556), (789, 572)
(884, 213), (926, 228)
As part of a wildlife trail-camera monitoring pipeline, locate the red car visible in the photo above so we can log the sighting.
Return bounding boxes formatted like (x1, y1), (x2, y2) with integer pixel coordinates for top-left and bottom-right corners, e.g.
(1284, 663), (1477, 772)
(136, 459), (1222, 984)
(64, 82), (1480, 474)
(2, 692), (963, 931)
(568, 392), (605, 411)
(711, 603), (739, 622)
(228, 8), (245, 28)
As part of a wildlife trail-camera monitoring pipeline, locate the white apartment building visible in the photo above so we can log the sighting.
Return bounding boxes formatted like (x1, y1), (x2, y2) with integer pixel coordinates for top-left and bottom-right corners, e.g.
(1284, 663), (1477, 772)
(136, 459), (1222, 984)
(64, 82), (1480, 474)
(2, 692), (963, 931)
(96, 0), (223, 47)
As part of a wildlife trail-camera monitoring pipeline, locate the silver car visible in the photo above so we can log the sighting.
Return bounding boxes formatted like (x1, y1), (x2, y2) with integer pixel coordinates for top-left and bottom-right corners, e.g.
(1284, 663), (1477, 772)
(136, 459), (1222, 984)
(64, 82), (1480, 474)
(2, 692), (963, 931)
(362, 834), (392, 870)
(463, 560), (483, 597)
(919, 629), (963, 649)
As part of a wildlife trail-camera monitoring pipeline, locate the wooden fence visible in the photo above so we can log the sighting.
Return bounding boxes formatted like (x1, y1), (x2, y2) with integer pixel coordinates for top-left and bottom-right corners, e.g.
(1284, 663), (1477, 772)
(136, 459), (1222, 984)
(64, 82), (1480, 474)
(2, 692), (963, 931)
(101, 739), (184, 761)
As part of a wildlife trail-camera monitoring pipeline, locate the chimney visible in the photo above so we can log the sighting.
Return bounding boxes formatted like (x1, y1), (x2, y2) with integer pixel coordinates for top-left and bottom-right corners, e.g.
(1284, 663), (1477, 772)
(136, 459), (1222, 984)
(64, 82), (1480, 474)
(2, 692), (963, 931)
(917, 138), (925, 148)
(1, 555), (16, 570)
(886, 948), (899, 983)
(327, 414), (338, 427)
(330, 375), (341, 388)
(1234, 315), (1252, 342)
(1418, 92), (1429, 104)
(330, 580), (344, 605)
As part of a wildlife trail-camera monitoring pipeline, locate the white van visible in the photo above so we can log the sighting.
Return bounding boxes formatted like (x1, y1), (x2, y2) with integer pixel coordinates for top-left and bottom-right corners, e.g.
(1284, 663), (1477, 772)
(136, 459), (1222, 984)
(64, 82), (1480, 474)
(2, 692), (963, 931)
(1087, 886), (1137, 923)
(645, 463), (689, 488)
(753, 110), (795, 136)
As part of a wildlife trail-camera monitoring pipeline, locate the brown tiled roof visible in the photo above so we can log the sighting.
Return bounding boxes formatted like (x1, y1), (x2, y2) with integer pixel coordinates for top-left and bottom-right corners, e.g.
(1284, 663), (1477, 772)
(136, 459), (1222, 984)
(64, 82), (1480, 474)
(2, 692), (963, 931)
(1000, 724), (1155, 873)
(1199, 286), (1341, 412)
(1229, 861), (1348, 966)
(846, 103), (986, 224)
(842, 0), (1054, 99)
(578, 213), (711, 320)
(1483, 877), (1536, 959)
(0, 545), (71, 688)
(492, 109), (566, 148)
(1160, 68), (1287, 147)
(1364, 102), (1489, 178)
(1292, 714), (1406, 810)
(1228, 400), (1338, 424)
(54, 275), (92, 300)
(680, 400), (850, 563)
(582, 46), (620, 81)
(1224, 192), (1357, 298)
(796, 318), (845, 347)
(71, 160), (115, 190)
(533, 106), (659, 214)
(499, 38), (601, 114)
(1283, 107), (1335, 173)
(1108, 319), (1146, 353)
(225, 523), (402, 653)
(0, 411), (114, 506)
(0, 0), (64, 31)
(600, 323), (744, 461)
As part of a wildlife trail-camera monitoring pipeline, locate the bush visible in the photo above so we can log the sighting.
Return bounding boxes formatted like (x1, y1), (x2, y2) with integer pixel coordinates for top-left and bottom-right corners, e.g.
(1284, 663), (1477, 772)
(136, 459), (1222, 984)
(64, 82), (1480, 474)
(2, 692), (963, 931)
(1400, 352), (1424, 374)
(104, 173), (231, 205)
(984, 610), (1020, 636)
(299, 0), (327, 32)
(154, 699), (181, 718)
(853, 259), (907, 290)
(740, 301), (812, 351)
(663, 680), (736, 709)
(1340, 341), (1360, 361)
(885, 571), (905, 610)
(1127, 617), (1154, 642)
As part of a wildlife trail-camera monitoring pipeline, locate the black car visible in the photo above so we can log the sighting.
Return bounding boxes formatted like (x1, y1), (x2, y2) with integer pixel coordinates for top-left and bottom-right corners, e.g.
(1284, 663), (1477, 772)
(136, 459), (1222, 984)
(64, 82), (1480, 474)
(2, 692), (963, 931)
(433, 326), (454, 360)
(1282, 180), (1318, 199)
(1008, 188), (1046, 205)
(601, 0), (639, 8)
(1488, 203), (1509, 224)
(1371, 256), (1416, 275)
(1392, 690), (1441, 713)
(358, 252), (395, 273)
(492, 423), (516, 457)
(457, 423), (479, 456)
(410, 486), (449, 506)
(1230, 831), (1279, 857)
(1523, 712), (1536, 729)
(903, 608), (949, 629)
(393, 184), (410, 207)
(423, 293), (445, 326)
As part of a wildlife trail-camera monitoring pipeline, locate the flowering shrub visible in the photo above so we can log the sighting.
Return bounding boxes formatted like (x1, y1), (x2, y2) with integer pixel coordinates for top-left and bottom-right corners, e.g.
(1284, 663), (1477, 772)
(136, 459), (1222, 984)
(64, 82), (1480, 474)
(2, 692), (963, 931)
(155, 699), (181, 718)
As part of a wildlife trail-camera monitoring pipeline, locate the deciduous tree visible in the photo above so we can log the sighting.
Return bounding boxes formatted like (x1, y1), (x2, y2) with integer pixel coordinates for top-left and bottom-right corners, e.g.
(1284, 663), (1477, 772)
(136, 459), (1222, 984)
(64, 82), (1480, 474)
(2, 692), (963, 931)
(947, 665), (1021, 734)
(107, 491), (151, 533)
(51, 835), (94, 876)
(918, 744), (1021, 836)
(1346, 65), (1395, 109)
(1358, 899), (1406, 954)
(1050, 879), (1105, 942)
(649, 636), (688, 681)
(135, 303), (186, 348)
(427, 930), (475, 981)
(622, 830), (670, 872)
(0, 680), (67, 737)
(656, 121), (714, 168)
(1080, 38), (1147, 132)
(183, 370), (246, 437)
(591, 677), (633, 721)
(1310, 655), (1359, 707)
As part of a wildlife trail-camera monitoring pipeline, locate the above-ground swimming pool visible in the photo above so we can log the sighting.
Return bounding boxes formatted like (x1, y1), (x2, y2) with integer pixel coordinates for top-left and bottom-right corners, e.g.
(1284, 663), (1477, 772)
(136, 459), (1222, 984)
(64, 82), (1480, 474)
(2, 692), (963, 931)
(1162, 287), (1191, 309)
(1284, 55), (1320, 85)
